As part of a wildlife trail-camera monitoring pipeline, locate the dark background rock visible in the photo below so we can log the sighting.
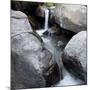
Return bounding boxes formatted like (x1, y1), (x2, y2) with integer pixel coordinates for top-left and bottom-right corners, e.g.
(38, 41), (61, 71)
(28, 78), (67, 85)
(11, 0), (43, 15)
(11, 1), (45, 29)
(36, 5), (46, 18)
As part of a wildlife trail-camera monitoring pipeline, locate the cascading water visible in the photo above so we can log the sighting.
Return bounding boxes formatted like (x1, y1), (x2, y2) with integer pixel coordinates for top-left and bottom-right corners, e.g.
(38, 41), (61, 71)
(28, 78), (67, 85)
(36, 7), (84, 86)
(36, 8), (49, 36)
(44, 9), (49, 31)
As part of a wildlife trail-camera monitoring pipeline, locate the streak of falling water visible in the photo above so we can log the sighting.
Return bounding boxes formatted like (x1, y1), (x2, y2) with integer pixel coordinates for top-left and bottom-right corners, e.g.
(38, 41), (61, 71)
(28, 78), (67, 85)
(36, 8), (49, 36)
(44, 9), (49, 31)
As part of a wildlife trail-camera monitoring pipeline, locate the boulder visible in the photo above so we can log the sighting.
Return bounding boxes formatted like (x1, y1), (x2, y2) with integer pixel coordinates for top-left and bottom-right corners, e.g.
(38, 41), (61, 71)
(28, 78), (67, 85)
(36, 5), (48, 18)
(11, 10), (60, 89)
(11, 10), (33, 37)
(62, 31), (87, 83)
(48, 26), (61, 35)
(52, 4), (87, 33)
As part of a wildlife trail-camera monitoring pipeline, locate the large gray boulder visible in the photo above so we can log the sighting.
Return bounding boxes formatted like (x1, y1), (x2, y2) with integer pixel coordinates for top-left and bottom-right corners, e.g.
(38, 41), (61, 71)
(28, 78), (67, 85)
(11, 10), (33, 37)
(62, 31), (87, 82)
(11, 10), (60, 89)
(52, 4), (87, 33)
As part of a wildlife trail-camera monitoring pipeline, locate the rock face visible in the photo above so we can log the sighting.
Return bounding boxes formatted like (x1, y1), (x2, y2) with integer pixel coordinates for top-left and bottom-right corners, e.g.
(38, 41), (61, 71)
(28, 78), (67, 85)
(36, 5), (48, 18)
(62, 31), (87, 82)
(11, 1), (42, 15)
(11, 10), (60, 89)
(11, 10), (33, 37)
(52, 4), (87, 33)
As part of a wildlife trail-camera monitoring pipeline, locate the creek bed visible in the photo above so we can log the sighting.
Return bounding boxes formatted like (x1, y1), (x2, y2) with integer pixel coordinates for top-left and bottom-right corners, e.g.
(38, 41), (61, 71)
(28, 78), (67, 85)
(36, 29), (84, 87)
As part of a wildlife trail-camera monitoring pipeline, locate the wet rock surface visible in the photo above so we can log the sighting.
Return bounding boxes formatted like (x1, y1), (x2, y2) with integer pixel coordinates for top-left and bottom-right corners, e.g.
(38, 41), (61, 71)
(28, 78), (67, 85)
(52, 4), (87, 33)
(11, 10), (60, 89)
(62, 31), (87, 82)
(40, 29), (85, 87)
(11, 1), (87, 89)
(11, 10), (33, 37)
(36, 5), (47, 18)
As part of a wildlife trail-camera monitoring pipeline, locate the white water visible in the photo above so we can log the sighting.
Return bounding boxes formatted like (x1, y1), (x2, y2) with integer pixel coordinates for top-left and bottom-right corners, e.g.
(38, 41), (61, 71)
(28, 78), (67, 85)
(35, 33), (84, 86)
(53, 69), (84, 87)
(36, 9), (49, 36)
(36, 7), (84, 87)
(42, 36), (84, 87)
(44, 9), (49, 31)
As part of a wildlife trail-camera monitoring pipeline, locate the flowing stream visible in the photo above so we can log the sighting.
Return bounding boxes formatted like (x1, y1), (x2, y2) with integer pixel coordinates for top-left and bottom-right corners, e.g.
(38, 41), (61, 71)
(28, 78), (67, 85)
(36, 8), (84, 87)
(42, 35), (84, 87)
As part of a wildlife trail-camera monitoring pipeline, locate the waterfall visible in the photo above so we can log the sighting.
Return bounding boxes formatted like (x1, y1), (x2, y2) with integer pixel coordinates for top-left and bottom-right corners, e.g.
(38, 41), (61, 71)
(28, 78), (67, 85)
(36, 7), (84, 86)
(44, 9), (49, 31)
(36, 8), (49, 36)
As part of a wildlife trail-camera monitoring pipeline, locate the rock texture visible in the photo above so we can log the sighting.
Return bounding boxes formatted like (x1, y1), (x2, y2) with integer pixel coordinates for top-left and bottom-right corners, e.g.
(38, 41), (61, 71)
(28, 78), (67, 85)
(52, 4), (87, 33)
(11, 10), (60, 89)
(62, 31), (87, 82)
(11, 1), (42, 15)
(36, 5), (49, 18)
(11, 10), (33, 37)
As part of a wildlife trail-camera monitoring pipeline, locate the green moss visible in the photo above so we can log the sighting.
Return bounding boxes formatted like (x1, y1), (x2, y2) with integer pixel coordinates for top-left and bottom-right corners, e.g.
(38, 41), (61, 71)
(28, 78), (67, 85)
(43, 3), (55, 8)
